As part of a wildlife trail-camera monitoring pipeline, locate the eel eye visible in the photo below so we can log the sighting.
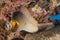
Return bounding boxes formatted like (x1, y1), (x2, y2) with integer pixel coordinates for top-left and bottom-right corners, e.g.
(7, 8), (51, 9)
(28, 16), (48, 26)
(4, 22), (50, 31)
(11, 20), (20, 29)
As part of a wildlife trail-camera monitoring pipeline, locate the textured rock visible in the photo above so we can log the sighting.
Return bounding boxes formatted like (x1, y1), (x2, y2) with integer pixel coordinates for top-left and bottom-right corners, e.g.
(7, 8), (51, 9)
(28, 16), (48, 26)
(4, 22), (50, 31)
(24, 26), (60, 40)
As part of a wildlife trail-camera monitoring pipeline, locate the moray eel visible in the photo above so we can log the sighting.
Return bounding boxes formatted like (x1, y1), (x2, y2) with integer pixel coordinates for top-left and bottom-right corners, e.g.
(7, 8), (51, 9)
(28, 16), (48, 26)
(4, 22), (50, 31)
(12, 8), (38, 33)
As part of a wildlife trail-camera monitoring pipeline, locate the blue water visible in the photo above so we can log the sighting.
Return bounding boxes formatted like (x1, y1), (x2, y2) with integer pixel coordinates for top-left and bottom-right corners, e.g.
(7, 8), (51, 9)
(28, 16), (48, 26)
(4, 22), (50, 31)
(48, 14), (60, 21)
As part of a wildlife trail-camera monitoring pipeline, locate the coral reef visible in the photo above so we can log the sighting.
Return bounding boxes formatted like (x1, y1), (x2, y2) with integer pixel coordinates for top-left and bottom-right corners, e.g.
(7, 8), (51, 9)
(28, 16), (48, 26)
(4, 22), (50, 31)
(0, 0), (60, 40)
